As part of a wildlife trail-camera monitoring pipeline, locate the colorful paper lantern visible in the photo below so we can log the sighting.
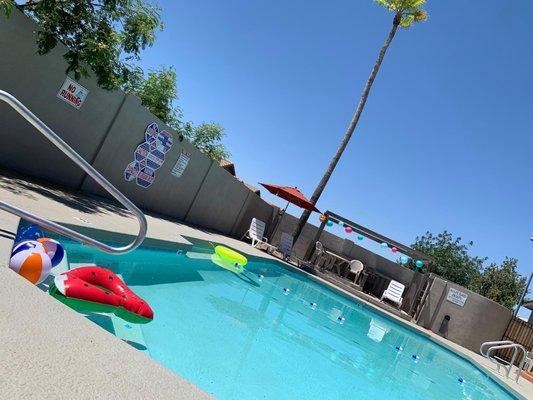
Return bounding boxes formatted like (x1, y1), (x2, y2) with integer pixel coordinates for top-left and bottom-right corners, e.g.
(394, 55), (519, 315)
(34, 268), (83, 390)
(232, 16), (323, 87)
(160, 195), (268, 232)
(319, 214), (327, 223)
(338, 221), (344, 227)
(400, 256), (409, 265)
(415, 260), (424, 268)
(326, 220), (334, 227)
(380, 242), (388, 249)
(391, 247), (398, 253)
(345, 226), (353, 233)
(357, 235), (364, 241)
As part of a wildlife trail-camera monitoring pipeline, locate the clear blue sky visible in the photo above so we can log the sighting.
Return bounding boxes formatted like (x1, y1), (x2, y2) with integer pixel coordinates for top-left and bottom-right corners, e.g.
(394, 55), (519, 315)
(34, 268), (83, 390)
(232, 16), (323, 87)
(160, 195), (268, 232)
(139, 1), (533, 312)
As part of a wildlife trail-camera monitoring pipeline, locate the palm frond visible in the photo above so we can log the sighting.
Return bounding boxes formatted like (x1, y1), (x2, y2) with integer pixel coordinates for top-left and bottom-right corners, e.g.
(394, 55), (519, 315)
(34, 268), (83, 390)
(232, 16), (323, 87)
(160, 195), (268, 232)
(374, 0), (428, 28)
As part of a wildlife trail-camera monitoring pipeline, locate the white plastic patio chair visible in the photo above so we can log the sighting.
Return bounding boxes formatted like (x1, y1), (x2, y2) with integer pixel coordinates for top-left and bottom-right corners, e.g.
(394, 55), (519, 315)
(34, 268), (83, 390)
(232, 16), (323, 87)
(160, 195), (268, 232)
(381, 280), (405, 308)
(278, 232), (294, 259)
(347, 260), (364, 284)
(241, 218), (269, 248)
(310, 241), (327, 268)
(276, 232), (306, 266)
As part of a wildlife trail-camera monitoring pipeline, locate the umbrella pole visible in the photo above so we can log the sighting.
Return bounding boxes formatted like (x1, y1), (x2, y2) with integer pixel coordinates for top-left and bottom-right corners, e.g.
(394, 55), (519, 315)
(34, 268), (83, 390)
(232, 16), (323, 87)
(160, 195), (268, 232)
(270, 202), (289, 244)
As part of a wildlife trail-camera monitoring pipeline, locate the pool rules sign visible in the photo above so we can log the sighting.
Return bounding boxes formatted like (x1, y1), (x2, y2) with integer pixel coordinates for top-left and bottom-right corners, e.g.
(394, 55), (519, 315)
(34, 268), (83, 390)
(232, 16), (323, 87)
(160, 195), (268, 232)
(57, 77), (89, 109)
(446, 288), (468, 307)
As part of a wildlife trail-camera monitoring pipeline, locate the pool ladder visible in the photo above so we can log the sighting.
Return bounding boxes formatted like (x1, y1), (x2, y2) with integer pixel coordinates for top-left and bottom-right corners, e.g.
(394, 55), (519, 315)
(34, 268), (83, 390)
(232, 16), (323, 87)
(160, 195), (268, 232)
(480, 340), (527, 382)
(0, 90), (147, 254)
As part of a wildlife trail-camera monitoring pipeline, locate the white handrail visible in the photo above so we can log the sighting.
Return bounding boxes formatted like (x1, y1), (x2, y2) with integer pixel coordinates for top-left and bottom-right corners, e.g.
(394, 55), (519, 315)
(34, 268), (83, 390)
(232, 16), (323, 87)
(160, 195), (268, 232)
(480, 340), (514, 357)
(481, 340), (527, 382)
(0, 90), (147, 254)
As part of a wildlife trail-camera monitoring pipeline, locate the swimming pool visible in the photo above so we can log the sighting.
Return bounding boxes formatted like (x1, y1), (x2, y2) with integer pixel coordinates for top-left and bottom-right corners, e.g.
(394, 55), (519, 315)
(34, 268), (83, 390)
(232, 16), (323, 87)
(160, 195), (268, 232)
(50, 237), (516, 400)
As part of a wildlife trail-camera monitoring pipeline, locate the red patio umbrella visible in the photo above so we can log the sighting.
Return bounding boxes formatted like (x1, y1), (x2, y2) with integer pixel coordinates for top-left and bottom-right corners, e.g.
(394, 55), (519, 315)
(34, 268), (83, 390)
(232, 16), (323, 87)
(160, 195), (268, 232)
(259, 183), (320, 213)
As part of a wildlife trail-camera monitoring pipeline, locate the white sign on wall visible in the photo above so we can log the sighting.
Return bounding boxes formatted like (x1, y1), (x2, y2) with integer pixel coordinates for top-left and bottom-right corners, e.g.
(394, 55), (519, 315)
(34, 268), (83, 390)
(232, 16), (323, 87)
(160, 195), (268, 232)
(57, 77), (89, 109)
(447, 288), (468, 307)
(171, 149), (191, 178)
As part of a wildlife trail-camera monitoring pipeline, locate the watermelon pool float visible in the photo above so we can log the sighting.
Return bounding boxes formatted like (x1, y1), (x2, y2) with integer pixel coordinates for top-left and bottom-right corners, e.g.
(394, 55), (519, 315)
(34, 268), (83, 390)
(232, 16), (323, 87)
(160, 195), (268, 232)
(49, 266), (153, 324)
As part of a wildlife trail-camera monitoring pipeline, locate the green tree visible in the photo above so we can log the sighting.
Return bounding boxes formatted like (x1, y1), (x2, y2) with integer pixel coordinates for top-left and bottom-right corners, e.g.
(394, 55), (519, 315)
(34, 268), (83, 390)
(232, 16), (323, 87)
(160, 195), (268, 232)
(411, 231), (486, 288)
(293, 0), (427, 242)
(470, 258), (527, 309)
(181, 122), (230, 162)
(124, 66), (182, 128)
(3, 0), (163, 89)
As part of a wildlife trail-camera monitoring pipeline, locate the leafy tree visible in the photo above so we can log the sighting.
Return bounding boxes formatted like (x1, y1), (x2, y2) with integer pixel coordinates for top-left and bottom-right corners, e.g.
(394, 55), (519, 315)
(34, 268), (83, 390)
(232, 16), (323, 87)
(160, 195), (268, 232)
(181, 122), (230, 162)
(0, 0), (14, 16)
(293, 0), (427, 242)
(411, 231), (527, 309)
(124, 68), (230, 160)
(124, 66), (182, 128)
(470, 258), (527, 309)
(3, 0), (163, 89)
(411, 231), (486, 289)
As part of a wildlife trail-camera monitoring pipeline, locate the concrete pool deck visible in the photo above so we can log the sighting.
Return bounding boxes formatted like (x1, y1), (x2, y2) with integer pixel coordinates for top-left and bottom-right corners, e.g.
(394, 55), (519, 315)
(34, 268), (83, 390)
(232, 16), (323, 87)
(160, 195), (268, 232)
(0, 172), (532, 399)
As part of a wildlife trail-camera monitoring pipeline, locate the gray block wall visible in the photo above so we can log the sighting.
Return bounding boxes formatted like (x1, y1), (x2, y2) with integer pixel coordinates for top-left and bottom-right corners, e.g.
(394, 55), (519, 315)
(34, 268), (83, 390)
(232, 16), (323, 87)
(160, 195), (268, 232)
(417, 275), (512, 352)
(0, 10), (126, 188)
(0, 10), (276, 235)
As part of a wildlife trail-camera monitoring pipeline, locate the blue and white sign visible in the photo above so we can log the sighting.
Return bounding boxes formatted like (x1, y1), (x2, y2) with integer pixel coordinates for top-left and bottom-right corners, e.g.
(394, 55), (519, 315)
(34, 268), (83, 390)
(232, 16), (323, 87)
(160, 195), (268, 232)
(124, 122), (173, 188)
(447, 288), (468, 307)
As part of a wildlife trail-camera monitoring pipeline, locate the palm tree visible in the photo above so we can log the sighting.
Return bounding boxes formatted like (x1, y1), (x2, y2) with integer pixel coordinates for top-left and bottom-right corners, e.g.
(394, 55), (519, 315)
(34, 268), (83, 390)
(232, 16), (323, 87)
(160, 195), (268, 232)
(293, 0), (428, 243)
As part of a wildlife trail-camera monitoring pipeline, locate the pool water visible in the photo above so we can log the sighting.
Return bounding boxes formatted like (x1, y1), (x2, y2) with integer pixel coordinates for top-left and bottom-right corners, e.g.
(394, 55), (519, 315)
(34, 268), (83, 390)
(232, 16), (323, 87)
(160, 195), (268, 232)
(51, 239), (515, 400)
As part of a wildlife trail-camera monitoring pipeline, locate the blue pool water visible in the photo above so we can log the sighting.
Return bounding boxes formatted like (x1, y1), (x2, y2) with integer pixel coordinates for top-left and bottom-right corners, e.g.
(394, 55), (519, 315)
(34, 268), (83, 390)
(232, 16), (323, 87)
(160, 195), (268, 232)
(51, 238), (515, 400)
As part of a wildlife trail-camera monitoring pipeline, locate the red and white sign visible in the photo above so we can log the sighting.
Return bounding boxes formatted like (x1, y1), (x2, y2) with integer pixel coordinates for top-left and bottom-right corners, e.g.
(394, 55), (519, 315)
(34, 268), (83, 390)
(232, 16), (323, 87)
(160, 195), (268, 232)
(57, 77), (89, 109)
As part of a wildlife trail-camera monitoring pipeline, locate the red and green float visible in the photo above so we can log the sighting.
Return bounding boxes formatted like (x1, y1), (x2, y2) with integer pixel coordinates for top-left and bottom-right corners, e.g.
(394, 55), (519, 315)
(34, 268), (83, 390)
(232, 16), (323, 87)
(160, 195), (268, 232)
(49, 266), (153, 324)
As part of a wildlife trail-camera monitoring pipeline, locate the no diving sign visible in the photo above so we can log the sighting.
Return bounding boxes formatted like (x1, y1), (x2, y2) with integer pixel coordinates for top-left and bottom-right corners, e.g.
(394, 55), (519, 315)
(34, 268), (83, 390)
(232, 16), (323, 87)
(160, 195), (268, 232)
(57, 77), (89, 109)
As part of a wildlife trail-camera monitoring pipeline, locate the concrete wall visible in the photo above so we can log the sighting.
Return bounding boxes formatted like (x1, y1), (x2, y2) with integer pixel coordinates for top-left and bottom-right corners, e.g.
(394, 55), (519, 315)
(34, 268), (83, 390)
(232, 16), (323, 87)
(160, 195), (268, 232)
(80, 94), (214, 221)
(417, 274), (513, 352)
(0, 10), (276, 235)
(0, 10), (126, 188)
(184, 162), (251, 234)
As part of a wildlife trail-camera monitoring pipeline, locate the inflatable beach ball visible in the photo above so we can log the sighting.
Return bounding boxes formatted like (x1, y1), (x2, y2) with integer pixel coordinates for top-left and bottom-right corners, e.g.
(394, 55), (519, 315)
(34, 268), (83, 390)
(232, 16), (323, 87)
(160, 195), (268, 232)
(10, 240), (52, 284)
(37, 238), (65, 267)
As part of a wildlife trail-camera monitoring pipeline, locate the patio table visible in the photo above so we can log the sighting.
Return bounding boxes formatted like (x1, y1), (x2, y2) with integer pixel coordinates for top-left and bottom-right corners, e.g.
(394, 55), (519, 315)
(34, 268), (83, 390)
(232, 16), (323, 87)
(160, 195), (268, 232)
(323, 250), (350, 276)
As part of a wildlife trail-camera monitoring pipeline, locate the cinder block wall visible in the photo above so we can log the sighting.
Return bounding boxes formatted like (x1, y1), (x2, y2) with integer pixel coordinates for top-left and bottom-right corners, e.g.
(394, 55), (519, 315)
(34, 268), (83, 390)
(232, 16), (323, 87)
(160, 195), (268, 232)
(0, 10), (126, 188)
(417, 275), (512, 352)
(0, 10), (275, 236)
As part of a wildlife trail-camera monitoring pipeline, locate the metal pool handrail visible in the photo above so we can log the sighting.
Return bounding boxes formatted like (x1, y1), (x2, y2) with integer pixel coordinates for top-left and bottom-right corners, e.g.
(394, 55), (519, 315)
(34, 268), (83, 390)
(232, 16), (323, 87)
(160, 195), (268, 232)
(481, 340), (527, 382)
(0, 90), (147, 254)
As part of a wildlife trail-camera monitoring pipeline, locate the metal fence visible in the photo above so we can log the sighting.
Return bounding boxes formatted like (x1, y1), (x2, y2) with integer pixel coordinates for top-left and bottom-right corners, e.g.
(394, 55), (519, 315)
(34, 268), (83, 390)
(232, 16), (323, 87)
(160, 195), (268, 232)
(498, 317), (533, 365)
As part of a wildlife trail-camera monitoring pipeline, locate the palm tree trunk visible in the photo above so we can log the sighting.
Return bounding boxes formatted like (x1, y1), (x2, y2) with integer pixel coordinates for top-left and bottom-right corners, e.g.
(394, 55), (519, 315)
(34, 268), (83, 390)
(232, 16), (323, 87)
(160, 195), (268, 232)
(293, 13), (401, 244)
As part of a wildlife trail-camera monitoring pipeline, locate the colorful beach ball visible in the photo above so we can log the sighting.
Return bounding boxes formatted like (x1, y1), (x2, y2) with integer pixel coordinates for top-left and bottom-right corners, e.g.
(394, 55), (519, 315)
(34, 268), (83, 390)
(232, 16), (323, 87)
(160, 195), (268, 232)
(10, 240), (52, 284)
(37, 238), (65, 267)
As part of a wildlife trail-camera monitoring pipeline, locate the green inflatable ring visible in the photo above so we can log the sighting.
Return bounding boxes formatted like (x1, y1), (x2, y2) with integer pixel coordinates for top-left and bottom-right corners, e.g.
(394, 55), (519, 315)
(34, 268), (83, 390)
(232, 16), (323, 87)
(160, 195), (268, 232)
(214, 245), (248, 266)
